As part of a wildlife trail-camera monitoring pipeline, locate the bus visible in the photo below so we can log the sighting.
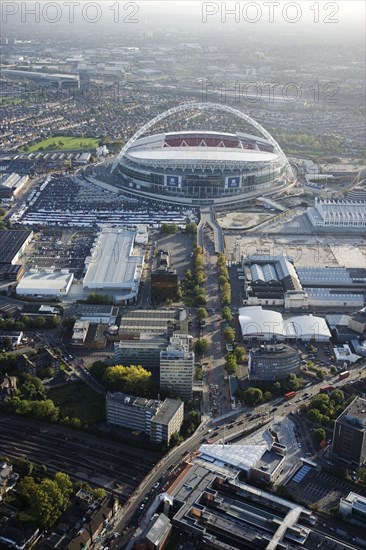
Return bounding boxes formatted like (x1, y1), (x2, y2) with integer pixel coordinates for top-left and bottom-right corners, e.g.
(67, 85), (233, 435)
(284, 391), (296, 400)
(339, 370), (350, 381)
(320, 385), (334, 394)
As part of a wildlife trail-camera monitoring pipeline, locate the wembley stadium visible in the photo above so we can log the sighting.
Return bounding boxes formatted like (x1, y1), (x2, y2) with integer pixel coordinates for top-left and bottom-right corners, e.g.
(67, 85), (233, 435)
(110, 102), (295, 207)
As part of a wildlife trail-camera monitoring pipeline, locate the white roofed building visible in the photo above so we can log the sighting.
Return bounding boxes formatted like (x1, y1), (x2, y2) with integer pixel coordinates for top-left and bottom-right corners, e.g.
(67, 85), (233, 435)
(238, 306), (331, 342)
(307, 198), (366, 228)
(16, 270), (74, 297)
(83, 227), (144, 304)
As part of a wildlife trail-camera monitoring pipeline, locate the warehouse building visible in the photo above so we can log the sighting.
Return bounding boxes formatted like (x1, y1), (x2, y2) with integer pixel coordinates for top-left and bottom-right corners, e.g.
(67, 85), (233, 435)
(16, 269), (74, 298)
(105, 392), (183, 444)
(83, 227), (144, 304)
(307, 198), (366, 228)
(248, 344), (301, 382)
(0, 230), (33, 265)
(75, 304), (119, 325)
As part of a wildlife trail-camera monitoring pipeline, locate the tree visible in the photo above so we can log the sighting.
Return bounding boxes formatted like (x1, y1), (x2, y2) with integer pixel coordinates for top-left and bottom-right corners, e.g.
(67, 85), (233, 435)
(264, 391), (272, 401)
(219, 275), (228, 286)
(244, 387), (263, 406)
(21, 375), (47, 401)
(223, 327), (235, 343)
(313, 428), (326, 443)
(93, 487), (107, 500)
(13, 456), (34, 476)
(307, 408), (323, 423)
(161, 223), (178, 234)
(1, 337), (12, 351)
(233, 346), (245, 362)
(222, 306), (232, 322)
(185, 222), (197, 235)
(169, 432), (183, 448)
(225, 354), (237, 375)
(330, 389), (344, 405)
(285, 373), (299, 391)
(272, 381), (282, 396)
(194, 339), (209, 357)
(196, 308), (208, 322)
(103, 365), (152, 396)
(88, 360), (108, 381)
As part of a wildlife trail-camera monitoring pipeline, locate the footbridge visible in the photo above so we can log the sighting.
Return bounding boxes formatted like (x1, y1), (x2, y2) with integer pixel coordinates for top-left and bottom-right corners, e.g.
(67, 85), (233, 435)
(197, 207), (225, 253)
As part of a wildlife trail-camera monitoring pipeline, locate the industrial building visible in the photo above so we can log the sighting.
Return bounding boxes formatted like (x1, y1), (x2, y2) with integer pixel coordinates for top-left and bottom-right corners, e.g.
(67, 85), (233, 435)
(307, 198), (366, 228)
(0, 173), (28, 200)
(160, 334), (194, 400)
(0, 230), (33, 265)
(118, 308), (188, 337)
(16, 270), (74, 298)
(238, 306), (331, 342)
(248, 344), (301, 382)
(83, 228), (144, 304)
(105, 392), (183, 444)
(339, 492), (366, 527)
(75, 304), (119, 325)
(332, 397), (366, 467)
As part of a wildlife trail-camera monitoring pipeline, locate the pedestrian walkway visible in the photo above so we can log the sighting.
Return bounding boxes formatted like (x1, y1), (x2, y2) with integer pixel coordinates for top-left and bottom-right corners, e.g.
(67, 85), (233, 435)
(197, 207), (225, 253)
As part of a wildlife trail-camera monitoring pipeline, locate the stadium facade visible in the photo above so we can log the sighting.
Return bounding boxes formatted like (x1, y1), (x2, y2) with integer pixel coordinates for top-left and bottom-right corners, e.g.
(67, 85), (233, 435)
(111, 102), (295, 207)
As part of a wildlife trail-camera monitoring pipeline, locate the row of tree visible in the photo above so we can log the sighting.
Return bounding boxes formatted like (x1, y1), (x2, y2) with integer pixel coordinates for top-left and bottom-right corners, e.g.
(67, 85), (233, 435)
(217, 253), (231, 306)
(0, 315), (60, 332)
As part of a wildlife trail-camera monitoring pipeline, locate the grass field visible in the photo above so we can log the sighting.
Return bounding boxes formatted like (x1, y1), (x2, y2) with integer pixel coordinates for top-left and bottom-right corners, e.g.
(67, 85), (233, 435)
(21, 136), (99, 152)
(48, 381), (105, 425)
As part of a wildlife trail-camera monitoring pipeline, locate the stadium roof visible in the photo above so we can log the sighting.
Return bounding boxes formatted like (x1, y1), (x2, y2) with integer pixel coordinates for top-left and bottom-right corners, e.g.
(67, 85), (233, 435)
(83, 228), (143, 291)
(128, 149), (278, 163)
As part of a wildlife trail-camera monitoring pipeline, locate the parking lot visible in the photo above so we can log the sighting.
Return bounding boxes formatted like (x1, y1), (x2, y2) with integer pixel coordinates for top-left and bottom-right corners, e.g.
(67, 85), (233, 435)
(286, 468), (354, 511)
(25, 229), (96, 279)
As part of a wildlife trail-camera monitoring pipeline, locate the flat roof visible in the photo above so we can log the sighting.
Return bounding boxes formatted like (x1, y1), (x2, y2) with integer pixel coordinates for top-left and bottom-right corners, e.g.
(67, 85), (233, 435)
(0, 230), (32, 263)
(337, 397), (366, 430)
(83, 228), (143, 290)
(16, 270), (73, 291)
(152, 398), (183, 425)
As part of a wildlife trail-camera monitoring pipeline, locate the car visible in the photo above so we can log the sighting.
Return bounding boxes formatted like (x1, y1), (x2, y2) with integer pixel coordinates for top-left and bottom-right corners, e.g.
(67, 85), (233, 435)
(298, 443), (301, 448)
(139, 503), (145, 510)
(153, 482), (159, 489)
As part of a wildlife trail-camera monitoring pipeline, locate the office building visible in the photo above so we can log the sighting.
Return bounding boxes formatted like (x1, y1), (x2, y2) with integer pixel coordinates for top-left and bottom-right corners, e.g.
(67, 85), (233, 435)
(150, 398), (184, 444)
(105, 392), (183, 444)
(248, 344), (300, 382)
(114, 338), (167, 382)
(160, 334), (194, 400)
(339, 492), (366, 527)
(332, 397), (366, 467)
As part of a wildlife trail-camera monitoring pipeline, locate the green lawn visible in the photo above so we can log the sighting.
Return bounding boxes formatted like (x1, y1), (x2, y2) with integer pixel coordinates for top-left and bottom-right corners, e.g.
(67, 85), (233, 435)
(21, 136), (99, 153)
(48, 381), (105, 425)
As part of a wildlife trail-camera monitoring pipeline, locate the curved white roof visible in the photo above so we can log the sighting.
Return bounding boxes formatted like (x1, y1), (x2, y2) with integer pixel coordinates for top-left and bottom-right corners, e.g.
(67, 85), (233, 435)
(238, 306), (331, 340)
(127, 149), (278, 163)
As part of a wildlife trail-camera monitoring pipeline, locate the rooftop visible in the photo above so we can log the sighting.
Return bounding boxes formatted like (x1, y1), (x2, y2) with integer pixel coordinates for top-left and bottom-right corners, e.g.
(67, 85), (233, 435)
(152, 398), (183, 425)
(16, 270), (73, 291)
(0, 230), (32, 264)
(337, 397), (366, 430)
(83, 228), (143, 290)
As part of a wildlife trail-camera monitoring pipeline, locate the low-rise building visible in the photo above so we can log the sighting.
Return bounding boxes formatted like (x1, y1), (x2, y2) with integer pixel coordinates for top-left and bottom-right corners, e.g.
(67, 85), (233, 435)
(16, 269), (74, 297)
(142, 513), (172, 550)
(0, 331), (23, 349)
(307, 198), (366, 229)
(339, 492), (366, 527)
(71, 320), (90, 346)
(17, 348), (60, 377)
(75, 304), (119, 324)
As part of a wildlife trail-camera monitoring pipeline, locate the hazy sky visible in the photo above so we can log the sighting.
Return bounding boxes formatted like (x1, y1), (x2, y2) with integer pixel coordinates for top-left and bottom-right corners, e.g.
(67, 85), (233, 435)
(2, 1), (365, 39)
